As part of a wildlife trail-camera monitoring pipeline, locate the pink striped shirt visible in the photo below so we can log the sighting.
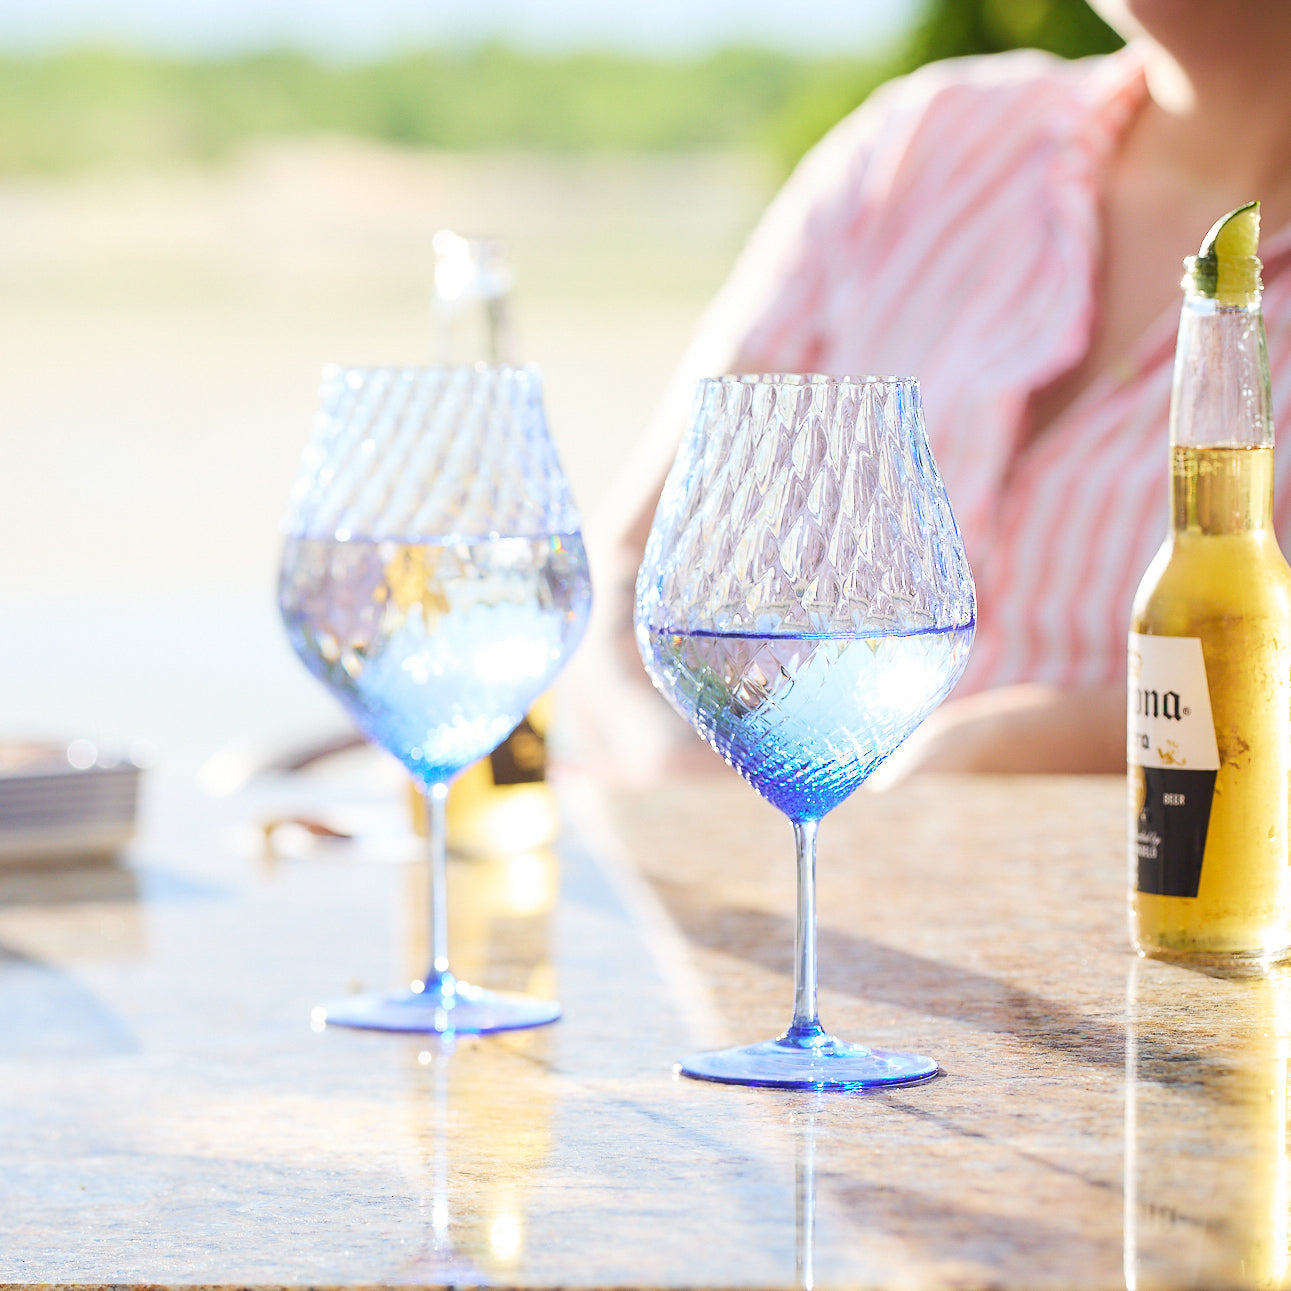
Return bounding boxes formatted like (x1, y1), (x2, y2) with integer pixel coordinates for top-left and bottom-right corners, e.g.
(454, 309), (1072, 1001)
(680, 45), (1291, 695)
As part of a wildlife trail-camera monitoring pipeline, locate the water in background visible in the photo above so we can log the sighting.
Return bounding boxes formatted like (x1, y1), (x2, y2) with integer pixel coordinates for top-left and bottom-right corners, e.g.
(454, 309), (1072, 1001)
(0, 140), (769, 780)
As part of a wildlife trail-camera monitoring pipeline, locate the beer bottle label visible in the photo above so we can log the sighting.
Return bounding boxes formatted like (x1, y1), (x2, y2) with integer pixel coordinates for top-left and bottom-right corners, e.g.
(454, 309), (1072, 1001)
(1128, 634), (1220, 897)
(488, 715), (547, 786)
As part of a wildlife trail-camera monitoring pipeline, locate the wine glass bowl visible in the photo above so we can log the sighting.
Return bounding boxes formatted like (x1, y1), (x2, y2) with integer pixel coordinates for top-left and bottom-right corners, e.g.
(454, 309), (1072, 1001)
(279, 364), (592, 1033)
(636, 374), (974, 1087)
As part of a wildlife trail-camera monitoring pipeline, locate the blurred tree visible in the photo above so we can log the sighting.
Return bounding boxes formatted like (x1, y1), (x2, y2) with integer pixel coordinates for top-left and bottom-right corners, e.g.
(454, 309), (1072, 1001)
(901, 0), (1124, 68)
(0, 2), (1126, 178)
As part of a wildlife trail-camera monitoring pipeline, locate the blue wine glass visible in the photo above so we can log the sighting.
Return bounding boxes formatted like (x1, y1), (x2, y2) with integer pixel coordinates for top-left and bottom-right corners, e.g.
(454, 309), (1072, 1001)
(635, 374), (975, 1087)
(279, 365), (592, 1033)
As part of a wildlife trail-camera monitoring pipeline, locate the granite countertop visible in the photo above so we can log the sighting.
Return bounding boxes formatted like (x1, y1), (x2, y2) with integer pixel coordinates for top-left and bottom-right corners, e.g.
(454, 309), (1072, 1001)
(0, 765), (1284, 1289)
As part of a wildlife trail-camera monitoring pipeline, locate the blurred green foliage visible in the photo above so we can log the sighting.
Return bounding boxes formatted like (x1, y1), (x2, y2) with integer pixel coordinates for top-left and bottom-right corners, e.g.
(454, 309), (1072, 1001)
(900, 0), (1123, 69)
(0, 0), (1123, 177)
(0, 45), (889, 176)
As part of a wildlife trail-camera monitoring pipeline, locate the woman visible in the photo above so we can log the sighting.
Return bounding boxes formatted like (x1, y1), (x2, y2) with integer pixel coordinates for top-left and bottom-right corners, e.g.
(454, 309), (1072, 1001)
(593, 0), (1291, 780)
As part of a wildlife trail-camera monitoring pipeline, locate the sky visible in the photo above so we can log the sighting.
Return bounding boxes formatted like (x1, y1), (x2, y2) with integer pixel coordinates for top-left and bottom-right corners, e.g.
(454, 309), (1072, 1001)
(0, 0), (921, 60)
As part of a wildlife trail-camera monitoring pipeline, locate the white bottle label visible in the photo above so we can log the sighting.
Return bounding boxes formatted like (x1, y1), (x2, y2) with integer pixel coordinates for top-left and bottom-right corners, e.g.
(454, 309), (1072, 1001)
(1127, 634), (1219, 771)
(1129, 633), (1219, 897)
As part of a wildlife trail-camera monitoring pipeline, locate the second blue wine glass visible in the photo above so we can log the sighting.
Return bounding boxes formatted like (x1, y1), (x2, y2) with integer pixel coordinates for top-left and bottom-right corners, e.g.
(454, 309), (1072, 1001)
(635, 374), (975, 1087)
(279, 364), (592, 1033)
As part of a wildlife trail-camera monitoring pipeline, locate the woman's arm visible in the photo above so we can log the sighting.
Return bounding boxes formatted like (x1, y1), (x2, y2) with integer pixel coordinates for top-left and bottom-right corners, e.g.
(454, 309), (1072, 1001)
(869, 681), (1127, 786)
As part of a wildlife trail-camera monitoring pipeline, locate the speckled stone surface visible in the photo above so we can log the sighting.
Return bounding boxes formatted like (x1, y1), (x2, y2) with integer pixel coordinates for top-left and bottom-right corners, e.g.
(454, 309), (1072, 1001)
(0, 769), (1285, 1289)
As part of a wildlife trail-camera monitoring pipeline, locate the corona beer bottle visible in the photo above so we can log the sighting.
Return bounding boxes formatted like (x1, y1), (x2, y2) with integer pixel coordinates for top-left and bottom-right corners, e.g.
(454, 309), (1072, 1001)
(1129, 201), (1291, 967)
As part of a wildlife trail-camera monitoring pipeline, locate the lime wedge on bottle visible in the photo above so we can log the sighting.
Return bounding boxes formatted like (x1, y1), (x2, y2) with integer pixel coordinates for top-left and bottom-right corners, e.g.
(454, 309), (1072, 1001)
(1201, 200), (1259, 259)
(1191, 201), (1261, 304)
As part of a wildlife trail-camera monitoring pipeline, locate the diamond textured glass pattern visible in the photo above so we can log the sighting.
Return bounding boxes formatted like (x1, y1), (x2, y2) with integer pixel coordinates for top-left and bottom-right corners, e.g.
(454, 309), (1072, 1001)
(637, 374), (973, 637)
(283, 365), (581, 543)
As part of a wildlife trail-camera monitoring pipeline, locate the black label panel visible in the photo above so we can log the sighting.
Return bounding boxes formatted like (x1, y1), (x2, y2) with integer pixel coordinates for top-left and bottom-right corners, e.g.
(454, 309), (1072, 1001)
(489, 716), (547, 785)
(1135, 767), (1217, 897)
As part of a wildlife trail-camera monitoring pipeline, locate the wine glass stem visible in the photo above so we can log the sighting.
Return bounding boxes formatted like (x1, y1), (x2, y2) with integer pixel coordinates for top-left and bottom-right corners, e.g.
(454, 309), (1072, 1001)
(423, 780), (454, 989)
(789, 818), (824, 1043)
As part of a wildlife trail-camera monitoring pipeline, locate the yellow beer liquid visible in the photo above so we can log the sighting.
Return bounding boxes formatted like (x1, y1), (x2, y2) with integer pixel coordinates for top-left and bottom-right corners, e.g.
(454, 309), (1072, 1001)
(409, 692), (560, 855)
(445, 691), (559, 855)
(1131, 445), (1291, 965)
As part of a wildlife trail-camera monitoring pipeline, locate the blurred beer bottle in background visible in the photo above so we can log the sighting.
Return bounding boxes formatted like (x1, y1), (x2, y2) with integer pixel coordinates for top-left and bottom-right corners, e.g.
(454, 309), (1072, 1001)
(416, 230), (560, 854)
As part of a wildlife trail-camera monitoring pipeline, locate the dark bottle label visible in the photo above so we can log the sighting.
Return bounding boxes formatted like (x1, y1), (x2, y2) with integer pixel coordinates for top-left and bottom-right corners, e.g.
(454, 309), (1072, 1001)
(489, 715), (547, 786)
(1134, 767), (1218, 897)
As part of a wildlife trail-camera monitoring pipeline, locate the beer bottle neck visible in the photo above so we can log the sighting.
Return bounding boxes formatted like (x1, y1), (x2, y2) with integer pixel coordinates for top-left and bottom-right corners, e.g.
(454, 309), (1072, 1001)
(432, 232), (515, 365)
(1169, 293), (1275, 534)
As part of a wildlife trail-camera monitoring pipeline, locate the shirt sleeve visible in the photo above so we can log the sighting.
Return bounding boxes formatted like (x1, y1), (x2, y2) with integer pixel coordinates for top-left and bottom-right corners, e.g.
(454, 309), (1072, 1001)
(680, 69), (941, 377)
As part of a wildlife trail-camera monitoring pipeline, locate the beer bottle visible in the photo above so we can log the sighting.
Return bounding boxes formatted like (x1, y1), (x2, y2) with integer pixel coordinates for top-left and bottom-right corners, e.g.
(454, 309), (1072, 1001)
(1129, 201), (1291, 967)
(421, 231), (560, 854)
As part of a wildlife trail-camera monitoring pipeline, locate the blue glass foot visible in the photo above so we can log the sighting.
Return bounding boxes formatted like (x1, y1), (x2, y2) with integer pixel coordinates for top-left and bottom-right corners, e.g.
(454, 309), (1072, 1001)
(315, 973), (560, 1035)
(677, 1031), (938, 1089)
